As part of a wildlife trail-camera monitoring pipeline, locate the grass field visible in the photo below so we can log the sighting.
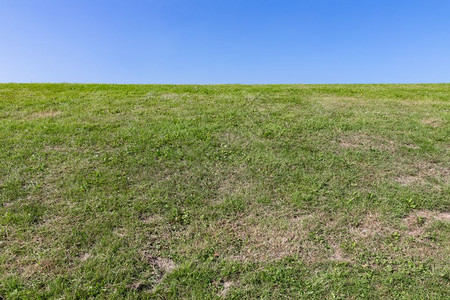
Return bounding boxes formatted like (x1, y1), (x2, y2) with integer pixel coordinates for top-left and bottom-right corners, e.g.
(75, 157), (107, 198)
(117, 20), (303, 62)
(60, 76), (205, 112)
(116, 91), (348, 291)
(0, 83), (449, 299)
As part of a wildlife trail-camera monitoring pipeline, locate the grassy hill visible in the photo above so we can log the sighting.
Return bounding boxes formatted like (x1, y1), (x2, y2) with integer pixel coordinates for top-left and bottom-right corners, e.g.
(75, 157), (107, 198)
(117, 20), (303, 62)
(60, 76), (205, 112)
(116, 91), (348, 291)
(1, 84), (449, 298)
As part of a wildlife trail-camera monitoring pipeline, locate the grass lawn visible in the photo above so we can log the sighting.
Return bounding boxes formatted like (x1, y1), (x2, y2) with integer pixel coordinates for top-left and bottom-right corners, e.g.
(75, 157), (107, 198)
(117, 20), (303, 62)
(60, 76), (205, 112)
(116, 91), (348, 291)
(0, 83), (449, 299)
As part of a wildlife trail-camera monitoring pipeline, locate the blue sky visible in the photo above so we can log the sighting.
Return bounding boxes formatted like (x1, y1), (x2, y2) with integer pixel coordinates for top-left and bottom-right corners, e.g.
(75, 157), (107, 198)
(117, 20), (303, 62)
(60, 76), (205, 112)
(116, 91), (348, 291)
(1, 0), (449, 84)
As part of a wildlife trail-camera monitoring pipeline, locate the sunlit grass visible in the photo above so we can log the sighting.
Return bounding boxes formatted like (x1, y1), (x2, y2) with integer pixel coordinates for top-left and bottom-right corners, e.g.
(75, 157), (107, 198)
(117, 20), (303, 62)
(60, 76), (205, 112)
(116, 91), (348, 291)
(0, 83), (449, 298)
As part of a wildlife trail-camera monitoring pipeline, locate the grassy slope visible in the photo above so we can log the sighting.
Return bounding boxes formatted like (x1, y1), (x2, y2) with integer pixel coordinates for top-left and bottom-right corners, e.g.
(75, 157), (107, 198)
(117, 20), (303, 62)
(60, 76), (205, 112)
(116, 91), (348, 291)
(0, 83), (449, 299)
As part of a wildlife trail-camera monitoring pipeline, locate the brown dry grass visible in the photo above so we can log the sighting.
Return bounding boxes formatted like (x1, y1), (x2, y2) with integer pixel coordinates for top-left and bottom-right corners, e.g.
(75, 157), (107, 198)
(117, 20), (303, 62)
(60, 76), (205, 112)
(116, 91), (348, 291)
(139, 254), (177, 287)
(176, 206), (450, 267)
(350, 212), (388, 238)
(421, 118), (442, 127)
(29, 111), (62, 119)
(338, 133), (397, 152)
(181, 210), (323, 263)
(395, 161), (450, 186)
(215, 168), (254, 203)
(343, 210), (450, 268)
(219, 281), (234, 297)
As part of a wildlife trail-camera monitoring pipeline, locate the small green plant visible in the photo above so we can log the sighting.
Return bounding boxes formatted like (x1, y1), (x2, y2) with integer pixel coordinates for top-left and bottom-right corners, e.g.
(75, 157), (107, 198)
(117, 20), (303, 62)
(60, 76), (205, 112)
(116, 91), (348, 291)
(406, 198), (417, 209)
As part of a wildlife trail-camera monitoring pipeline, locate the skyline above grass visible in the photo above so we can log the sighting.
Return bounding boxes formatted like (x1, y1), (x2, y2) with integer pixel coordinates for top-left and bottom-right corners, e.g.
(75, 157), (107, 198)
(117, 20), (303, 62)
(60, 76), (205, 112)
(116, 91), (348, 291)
(1, 0), (450, 84)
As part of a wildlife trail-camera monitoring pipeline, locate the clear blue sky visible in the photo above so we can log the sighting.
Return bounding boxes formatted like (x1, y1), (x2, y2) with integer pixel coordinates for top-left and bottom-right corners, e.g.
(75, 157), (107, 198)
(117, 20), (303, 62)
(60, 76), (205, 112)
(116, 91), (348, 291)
(1, 0), (449, 84)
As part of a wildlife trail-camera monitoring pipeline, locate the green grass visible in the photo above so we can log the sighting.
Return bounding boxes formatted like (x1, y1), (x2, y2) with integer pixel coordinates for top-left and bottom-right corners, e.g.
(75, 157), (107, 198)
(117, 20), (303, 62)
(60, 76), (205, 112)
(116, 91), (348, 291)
(0, 83), (449, 299)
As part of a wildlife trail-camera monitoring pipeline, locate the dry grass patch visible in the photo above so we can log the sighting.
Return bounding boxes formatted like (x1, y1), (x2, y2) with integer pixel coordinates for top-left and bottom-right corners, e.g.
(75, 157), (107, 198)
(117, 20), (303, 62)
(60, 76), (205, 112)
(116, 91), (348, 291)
(182, 211), (326, 263)
(127, 255), (177, 292)
(421, 118), (442, 127)
(138, 254), (177, 287)
(346, 210), (449, 267)
(218, 131), (246, 147)
(141, 214), (164, 225)
(154, 257), (176, 273)
(318, 96), (365, 111)
(215, 168), (253, 202)
(352, 210), (448, 240)
(403, 210), (450, 236)
(29, 110), (62, 119)
(80, 253), (91, 262)
(435, 212), (450, 221)
(219, 281), (234, 298)
(397, 210), (450, 261)
(337, 133), (397, 152)
(402, 210), (435, 238)
(158, 93), (185, 101)
(44, 145), (71, 152)
(330, 243), (351, 263)
(350, 212), (388, 238)
(127, 255), (177, 293)
(395, 161), (449, 186)
(182, 208), (449, 266)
